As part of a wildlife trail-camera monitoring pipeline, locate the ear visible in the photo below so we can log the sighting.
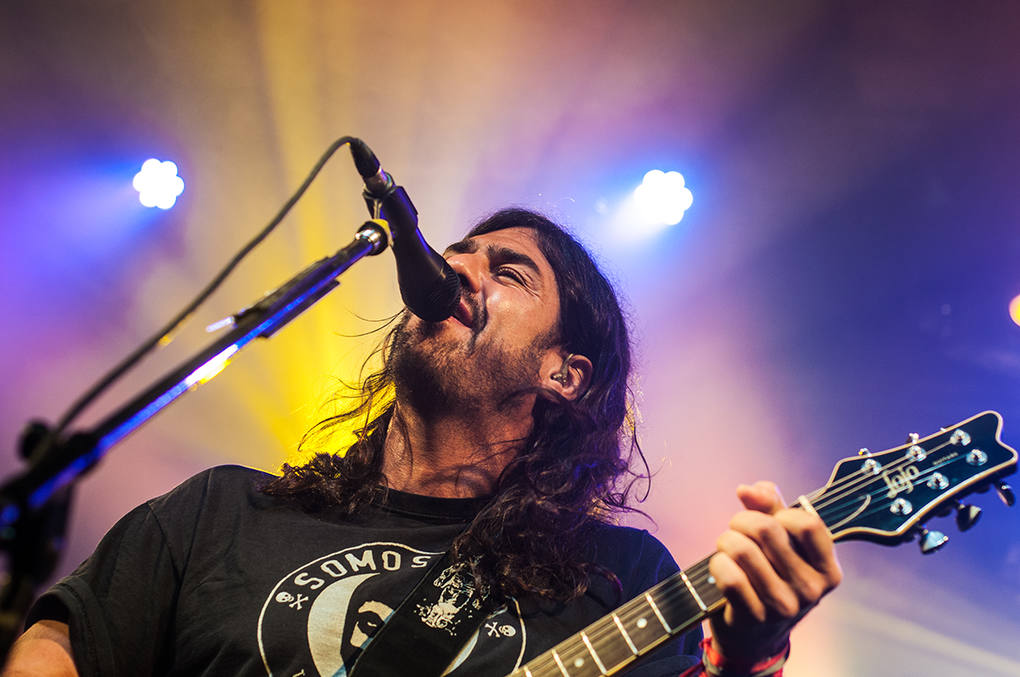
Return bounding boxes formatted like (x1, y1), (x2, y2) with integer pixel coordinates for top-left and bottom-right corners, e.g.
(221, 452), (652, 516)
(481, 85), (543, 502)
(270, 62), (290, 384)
(541, 352), (593, 401)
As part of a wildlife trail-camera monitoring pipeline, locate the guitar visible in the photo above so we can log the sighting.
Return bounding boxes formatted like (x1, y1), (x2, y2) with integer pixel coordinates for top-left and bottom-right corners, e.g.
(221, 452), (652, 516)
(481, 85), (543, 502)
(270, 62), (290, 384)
(507, 411), (1018, 677)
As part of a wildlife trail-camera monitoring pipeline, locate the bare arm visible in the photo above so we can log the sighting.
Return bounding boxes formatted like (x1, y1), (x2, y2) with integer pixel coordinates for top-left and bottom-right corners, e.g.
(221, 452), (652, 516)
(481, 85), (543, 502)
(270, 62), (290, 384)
(2, 620), (78, 677)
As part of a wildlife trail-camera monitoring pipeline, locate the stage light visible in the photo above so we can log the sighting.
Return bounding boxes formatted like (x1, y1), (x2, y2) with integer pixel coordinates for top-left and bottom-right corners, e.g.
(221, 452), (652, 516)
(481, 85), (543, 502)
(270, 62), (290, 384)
(633, 169), (693, 226)
(133, 158), (184, 209)
(1009, 294), (1020, 328)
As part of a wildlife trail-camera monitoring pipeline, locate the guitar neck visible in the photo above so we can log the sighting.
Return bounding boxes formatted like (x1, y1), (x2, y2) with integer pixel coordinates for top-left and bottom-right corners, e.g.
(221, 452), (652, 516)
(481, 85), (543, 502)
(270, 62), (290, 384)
(508, 556), (724, 677)
(507, 411), (1018, 677)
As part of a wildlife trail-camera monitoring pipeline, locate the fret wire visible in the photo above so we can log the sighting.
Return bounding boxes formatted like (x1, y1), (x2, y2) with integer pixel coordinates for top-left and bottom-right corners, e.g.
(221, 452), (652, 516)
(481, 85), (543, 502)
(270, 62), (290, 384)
(579, 594), (678, 662)
(632, 563), (713, 620)
(678, 569), (707, 611)
(574, 593), (710, 674)
(645, 570), (722, 621)
(576, 614), (629, 665)
(550, 649), (569, 676)
(645, 592), (671, 632)
(651, 577), (716, 616)
(681, 559), (723, 607)
(521, 565), (719, 676)
(561, 615), (636, 675)
(586, 570), (709, 648)
(616, 599), (689, 644)
(611, 613), (638, 654)
(620, 570), (699, 621)
(616, 593), (675, 638)
(521, 559), (722, 672)
(519, 420), (1001, 676)
(581, 631), (609, 674)
(687, 570), (722, 604)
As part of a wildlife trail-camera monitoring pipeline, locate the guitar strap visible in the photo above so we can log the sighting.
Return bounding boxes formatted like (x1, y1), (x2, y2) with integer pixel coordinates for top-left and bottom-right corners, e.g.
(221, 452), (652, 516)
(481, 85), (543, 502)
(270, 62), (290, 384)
(349, 550), (498, 676)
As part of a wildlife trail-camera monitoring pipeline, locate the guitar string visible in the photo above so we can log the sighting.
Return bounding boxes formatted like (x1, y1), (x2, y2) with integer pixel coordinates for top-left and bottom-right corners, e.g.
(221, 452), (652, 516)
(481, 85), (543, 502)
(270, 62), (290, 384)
(531, 451), (991, 672)
(535, 573), (698, 665)
(530, 520), (946, 677)
(524, 558), (719, 673)
(808, 438), (956, 513)
(560, 467), (1002, 674)
(784, 435), (990, 529)
(827, 471), (967, 529)
(806, 450), (925, 511)
(803, 455), (944, 527)
(568, 560), (719, 670)
(682, 458), (988, 605)
(813, 449), (982, 524)
(538, 558), (719, 673)
(650, 455), (991, 638)
(809, 418), (995, 514)
(555, 437), (995, 668)
(518, 427), (996, 675)
(685, 437), (958, 538)
(813, 420), (1002, 516)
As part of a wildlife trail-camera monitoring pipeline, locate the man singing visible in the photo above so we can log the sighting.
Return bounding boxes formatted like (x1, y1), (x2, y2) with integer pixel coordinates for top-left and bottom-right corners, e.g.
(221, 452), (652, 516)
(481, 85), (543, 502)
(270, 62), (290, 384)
(4, 208), (840, 676)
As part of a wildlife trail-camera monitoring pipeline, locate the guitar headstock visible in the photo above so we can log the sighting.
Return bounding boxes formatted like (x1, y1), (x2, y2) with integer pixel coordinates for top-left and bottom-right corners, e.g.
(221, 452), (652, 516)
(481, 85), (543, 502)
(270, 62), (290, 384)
(808, 411), (1017, 550)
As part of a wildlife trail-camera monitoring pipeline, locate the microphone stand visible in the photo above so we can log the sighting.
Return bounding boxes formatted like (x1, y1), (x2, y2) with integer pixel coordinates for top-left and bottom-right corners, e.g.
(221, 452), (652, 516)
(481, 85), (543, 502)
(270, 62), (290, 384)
(0, 219), (389, 658)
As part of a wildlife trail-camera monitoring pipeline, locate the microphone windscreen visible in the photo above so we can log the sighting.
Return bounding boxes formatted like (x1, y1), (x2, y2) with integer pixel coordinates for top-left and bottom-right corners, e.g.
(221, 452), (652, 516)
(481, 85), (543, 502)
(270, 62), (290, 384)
(350, 139), (381, 179)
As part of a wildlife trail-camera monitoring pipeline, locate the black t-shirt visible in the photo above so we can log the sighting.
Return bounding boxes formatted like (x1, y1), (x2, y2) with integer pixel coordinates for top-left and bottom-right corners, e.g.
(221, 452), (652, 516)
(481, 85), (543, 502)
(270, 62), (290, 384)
(29, 465), (700, 676)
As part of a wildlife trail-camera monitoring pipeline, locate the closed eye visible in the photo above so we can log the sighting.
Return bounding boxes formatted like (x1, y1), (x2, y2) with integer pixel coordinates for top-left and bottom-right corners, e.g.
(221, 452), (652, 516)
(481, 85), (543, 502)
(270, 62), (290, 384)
(495, 265), (526, 284)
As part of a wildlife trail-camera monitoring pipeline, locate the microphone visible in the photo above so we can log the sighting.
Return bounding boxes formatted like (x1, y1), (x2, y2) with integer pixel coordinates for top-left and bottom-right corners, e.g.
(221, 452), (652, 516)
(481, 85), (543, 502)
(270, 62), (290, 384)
(349, 139), (461, 322)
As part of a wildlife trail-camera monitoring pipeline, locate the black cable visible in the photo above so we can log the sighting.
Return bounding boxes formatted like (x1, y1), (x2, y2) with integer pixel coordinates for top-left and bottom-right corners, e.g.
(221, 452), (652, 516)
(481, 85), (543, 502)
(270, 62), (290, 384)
(50, 136), (361, 439)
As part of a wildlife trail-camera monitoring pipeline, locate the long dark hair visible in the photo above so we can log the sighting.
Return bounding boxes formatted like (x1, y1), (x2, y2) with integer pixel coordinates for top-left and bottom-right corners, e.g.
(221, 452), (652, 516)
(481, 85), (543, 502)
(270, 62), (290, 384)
(261, 208), (648, 602)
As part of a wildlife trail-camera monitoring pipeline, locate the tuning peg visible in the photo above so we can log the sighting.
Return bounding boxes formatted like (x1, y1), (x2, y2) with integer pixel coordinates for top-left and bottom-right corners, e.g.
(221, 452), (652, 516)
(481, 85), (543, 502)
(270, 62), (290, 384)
(954, 502), (982, 531)
(919, 528), (949, 554)
(906, 433), (920, 443)
(997, 482), (1016, 507)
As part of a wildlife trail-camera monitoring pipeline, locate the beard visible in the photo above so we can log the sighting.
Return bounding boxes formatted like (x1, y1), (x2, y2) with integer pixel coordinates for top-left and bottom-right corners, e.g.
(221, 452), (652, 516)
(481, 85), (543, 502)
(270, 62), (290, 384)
(388, 309), (551, 420)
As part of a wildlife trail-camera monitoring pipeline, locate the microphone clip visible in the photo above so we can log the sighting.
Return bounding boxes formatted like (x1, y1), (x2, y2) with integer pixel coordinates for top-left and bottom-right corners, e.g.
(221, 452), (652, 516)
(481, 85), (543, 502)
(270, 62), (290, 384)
(363, 183), (418, 250)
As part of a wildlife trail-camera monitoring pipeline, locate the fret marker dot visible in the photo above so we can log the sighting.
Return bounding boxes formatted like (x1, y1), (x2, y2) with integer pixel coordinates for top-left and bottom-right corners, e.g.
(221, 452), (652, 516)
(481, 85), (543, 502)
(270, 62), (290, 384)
(637, 618), (648, 628)
(707, 575), (716, 585)
(574, 658), (584, 668)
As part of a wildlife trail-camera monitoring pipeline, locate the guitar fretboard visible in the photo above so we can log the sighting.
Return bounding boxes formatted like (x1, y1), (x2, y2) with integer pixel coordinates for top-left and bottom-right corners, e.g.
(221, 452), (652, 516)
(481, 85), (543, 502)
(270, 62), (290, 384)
(508, 556), (724, 676)
(505, 412), (1017, 677)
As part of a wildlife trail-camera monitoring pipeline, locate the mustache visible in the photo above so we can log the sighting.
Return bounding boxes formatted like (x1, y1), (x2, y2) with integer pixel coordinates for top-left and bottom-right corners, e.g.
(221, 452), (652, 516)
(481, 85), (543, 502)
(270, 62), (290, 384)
(464, 294), (486, 333)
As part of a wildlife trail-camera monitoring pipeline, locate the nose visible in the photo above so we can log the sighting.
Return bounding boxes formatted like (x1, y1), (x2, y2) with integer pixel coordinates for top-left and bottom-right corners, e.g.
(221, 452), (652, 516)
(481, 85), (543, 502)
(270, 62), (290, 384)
(446, 251), (484, 294)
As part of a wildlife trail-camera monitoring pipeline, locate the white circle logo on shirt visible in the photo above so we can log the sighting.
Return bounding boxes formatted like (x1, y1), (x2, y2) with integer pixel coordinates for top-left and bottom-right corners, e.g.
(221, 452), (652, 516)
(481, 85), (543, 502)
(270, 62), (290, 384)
(257, 541), (526, 676)
(257, 542), (440, 676)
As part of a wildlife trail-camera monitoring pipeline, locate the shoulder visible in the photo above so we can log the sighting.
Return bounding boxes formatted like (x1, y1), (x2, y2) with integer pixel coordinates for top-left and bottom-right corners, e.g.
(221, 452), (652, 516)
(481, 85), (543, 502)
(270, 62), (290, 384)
(584, 521), (679, 597)
(152, 464), (271, 497)
(587, 521), (673, 559)
(145, 464), (276, 519)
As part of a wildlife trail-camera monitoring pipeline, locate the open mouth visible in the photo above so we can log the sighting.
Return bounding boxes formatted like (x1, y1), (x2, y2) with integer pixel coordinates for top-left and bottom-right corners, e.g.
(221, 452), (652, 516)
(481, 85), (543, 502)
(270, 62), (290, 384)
(451, 298), (475, 330)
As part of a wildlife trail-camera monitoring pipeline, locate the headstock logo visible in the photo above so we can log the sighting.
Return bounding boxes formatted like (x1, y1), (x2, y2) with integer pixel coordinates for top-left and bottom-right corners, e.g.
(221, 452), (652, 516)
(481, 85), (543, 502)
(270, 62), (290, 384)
(882, 464), (920, 499)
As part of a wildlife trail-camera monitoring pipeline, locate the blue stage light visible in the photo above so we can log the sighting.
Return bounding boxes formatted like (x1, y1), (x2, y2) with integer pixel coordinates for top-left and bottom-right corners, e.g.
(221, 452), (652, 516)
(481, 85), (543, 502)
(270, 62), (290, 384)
(133, 159), (184, 209)
(633, 169), (693, 226)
